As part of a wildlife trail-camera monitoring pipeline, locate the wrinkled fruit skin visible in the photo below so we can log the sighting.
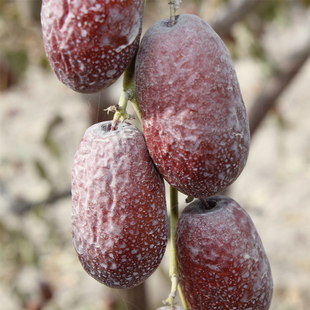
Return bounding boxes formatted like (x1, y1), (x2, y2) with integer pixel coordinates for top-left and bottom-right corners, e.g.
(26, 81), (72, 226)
(175, 196), (273, 310)
(41, 0), (143, 93)
(135, 14), (250, 198)
(71, 121), (168, 288)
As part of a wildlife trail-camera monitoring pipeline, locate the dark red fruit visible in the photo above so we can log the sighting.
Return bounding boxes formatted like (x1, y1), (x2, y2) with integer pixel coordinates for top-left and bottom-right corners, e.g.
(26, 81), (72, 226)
(175, 196), (273, 310)
(135, 14), (250, 198)
(71, 121), (168, 288)
(41, 0), (144, 93)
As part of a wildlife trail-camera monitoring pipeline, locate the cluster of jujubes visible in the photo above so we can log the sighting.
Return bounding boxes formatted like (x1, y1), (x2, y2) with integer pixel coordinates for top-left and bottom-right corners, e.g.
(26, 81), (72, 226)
(42, 1), (273, 308)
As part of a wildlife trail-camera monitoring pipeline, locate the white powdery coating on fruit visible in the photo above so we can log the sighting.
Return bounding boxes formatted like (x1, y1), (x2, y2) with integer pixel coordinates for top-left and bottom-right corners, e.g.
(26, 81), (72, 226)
(41, 0), (143, 93)
(71, 122), (168, 288)
(135, 14), (250, 198)
(175, 196), (273, 310)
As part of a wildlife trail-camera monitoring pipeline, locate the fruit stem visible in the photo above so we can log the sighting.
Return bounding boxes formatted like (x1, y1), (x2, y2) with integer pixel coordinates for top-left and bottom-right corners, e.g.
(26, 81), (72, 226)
(123, 48), (142, 122)
(169, 0), (182, 25)
(111, 91), (130, 130)
(110, 48), (141, 129)
(129, 94), (142, 123)
(164, 186), (188, 309)
(163, 186), (178, 307)
(178, 285), (188, 310)
(199, 197), (214, 210)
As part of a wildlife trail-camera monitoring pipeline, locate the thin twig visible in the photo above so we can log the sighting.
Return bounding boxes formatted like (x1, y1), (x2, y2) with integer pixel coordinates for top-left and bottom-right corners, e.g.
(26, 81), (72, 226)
(210, 0), (262, 38)
(11, 189), (72, 214)
(248, 35), (310, 136)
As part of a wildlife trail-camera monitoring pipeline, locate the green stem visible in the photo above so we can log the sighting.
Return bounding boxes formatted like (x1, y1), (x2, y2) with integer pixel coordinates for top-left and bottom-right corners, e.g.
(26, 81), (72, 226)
(111, 48), (141, 128)
(169, 186), (179, 282)
(163, 186), (188, 309)
(163, 186), (178, 307)
(111, 91), (129, 130)
(129, 96), (142, 123)
(178, 285), (188, 310)
(124, 49), (141, 122)
(162, 186), (182, 309)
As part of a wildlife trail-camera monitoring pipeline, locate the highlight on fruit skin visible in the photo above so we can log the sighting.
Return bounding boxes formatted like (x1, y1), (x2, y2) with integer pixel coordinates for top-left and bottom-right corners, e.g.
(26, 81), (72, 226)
(135, 14), (250, 199)
(71, 121), (168, 289)
(175, 196), (273, 310)
(41, 0), (144, 93)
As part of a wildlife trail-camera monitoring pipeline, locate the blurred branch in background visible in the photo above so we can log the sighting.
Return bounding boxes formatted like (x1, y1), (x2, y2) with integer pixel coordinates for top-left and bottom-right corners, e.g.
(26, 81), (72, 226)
(211, 0), (262, 38)
(248, 33), (310, 136)
(11, 189), (72, 215)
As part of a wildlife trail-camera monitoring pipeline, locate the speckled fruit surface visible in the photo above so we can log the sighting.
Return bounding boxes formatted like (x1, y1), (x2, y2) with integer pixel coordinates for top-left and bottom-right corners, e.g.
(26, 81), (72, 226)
(71, 121), (168, 288)
(135, 14), (250, 198)
(41, 0), (143, 93)
(175, 196), (273, 310)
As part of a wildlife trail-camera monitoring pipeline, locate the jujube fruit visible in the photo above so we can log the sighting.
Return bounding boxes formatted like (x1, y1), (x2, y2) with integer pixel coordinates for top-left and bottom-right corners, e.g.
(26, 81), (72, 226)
(175, 196), (273, 310)
(135, 14), (250, 198)
(71, 121), (168, 288)
(41, 0), (144, 93)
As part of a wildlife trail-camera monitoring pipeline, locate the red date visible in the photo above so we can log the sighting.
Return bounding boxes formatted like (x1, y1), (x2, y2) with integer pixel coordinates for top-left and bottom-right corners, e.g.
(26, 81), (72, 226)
(41, 0), (144, 93)
(175, 196), (273, 310)
(135, 14), (250, 198)
(71, 121), (168, 288)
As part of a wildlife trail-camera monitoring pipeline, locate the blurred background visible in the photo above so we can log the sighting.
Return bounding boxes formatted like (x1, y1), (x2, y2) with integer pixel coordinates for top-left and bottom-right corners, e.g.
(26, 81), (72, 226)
(1, 0), (310, 309)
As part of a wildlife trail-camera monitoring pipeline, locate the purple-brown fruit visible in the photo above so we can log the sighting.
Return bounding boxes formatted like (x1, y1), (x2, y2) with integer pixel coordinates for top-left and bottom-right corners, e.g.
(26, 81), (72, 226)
(41, 0), (144, 93)
(135, 14), (250, 198)
(71, 121), (168, 288)
(175, 196), (273, 310)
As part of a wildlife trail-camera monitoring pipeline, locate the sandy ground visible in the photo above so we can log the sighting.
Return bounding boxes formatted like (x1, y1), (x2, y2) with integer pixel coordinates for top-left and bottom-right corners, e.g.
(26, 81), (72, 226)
(1, 2), (310, 310)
